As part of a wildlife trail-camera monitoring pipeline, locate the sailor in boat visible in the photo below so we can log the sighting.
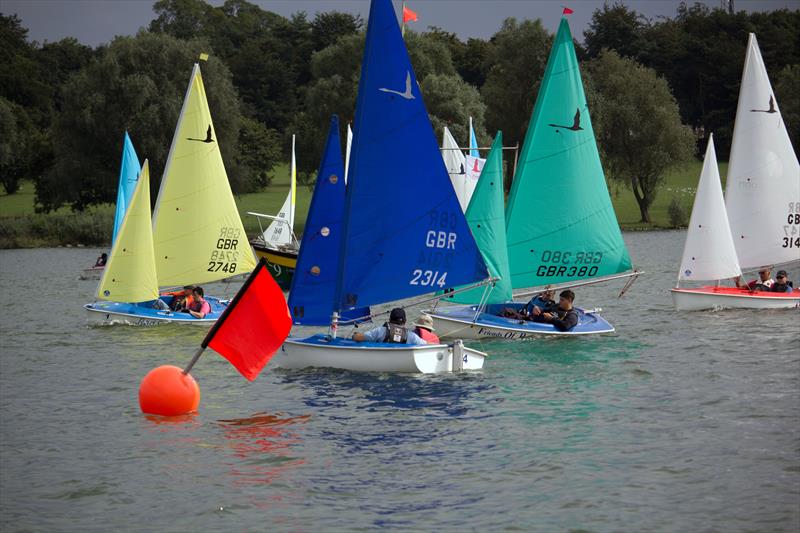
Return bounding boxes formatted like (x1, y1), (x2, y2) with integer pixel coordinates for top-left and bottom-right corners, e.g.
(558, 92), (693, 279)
(771, 270), (794, 293)
(412, 314), (440, 344)
(94, 253), (107, 267)
(500, 289), (558, 321)
(162, 285), (195, 312)
(186, 286), (211, 319)
(351, 308), (427, 345)
(735, 268), (775, 291)
(532, 290), (580, 332)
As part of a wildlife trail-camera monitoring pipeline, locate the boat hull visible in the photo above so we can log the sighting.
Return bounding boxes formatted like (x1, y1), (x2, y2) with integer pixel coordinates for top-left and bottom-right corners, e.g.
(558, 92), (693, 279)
(671, 287), (800, 311)
(428, 303), (615, 340)
(277, 334), (486, 373)
(79, 266), (105, 280)
(251, 240), (297, 290)
(84, 296), (229, 326)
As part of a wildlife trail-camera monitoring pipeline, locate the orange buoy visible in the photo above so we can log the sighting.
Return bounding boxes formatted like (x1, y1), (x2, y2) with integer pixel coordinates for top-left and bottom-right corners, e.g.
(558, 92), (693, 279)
(139, 365), (200, 416)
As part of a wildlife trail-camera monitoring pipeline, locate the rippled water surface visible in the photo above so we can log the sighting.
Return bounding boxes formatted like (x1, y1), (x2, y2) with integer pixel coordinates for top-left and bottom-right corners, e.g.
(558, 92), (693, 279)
(1, 231), (798, 531)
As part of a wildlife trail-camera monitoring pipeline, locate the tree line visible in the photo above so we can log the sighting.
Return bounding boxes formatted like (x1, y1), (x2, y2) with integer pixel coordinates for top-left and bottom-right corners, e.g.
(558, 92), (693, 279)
(1, 0), (798, 223)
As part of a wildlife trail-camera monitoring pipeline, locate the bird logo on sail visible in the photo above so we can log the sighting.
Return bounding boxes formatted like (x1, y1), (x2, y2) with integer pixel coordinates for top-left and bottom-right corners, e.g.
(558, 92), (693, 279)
(548, 108), (583, 132)
(378, 71), (415, 100)
(750, 95), (777, 114)
(187, 125), (215, 143)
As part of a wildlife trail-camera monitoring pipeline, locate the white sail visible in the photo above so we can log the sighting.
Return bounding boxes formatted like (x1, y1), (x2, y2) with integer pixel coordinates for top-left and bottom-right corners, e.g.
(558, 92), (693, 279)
(345, 123), (353, 184)
(725, 33), (800, 270)
(679, 135), (742, 281)
(463, 154), (485, 210)
(264, 135), (297, 246)
(442, 126), (468, 211)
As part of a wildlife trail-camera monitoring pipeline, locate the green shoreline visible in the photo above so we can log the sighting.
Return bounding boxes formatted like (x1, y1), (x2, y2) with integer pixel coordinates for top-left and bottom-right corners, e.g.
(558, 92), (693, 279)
(0, 160), (718, 249)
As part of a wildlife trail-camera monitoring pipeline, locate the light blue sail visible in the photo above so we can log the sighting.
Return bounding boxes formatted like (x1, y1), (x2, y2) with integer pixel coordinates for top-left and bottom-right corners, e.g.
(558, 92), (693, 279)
(469, 118), (479, 158)
(288, 116), (368, 326)
(335, 0), (489, 313)
(112, 132), (141, 244)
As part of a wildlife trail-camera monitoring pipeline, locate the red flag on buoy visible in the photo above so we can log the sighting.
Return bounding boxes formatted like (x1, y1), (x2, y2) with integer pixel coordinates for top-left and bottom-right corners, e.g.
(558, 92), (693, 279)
(563, 7), (574, 15)
(202, 259), (292, 381)
(403, 5), (418, 23)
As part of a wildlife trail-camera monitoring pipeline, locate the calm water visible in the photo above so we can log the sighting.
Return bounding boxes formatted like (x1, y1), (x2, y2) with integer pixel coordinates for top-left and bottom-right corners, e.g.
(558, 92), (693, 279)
(1, 231), (798, 532)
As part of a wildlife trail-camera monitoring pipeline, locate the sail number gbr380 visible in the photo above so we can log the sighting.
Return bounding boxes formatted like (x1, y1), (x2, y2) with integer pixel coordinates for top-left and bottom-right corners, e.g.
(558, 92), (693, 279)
(536, 249), (603, 278)
(208, 227), (241, 273)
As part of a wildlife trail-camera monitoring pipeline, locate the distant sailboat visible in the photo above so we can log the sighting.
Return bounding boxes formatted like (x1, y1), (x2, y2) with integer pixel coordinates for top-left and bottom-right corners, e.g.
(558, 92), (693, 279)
(429, 16), (635, 339)
(249, 135), (299, 290)
(276, 0), (489, 373)
(671, 34), (799, 310)
(84, 62), (256, 325)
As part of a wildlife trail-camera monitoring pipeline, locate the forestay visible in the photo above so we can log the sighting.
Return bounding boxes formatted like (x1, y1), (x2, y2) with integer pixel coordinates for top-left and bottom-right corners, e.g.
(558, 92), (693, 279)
(678, 135), (742, 282)
(505, 17), (632, 290)
(335, 0), (488, 313)
(98, 161), (158, 303)
(725, 33), (800, 270)
(111, 132), (141, 244)
(152, 63), (256, 287)
(448, 132), (513, 304)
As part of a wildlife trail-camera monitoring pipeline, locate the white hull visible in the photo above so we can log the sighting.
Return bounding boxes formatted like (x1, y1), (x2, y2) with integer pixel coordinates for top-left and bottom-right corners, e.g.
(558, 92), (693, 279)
(670, 288), (800, 311)
(79, 267), (104, 280)
(429, 313), (613, 340)
(277, 337), (486, 374)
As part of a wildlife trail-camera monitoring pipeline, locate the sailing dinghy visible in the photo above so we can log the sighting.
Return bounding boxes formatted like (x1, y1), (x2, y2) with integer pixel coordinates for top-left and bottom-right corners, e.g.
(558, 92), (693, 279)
(84, 62), (256, 325)
(80, 132), (141, 280)
(429, 16), (635, 339)
(276, 0), (490, 373)
(671, 34), (799, 310)
(249, 135), (299, 290)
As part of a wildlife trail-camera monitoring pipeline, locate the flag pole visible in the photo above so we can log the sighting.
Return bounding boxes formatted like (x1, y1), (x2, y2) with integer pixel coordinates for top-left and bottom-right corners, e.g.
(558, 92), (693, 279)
(401, 0), (406, 37)
(182, 258), (270, 375)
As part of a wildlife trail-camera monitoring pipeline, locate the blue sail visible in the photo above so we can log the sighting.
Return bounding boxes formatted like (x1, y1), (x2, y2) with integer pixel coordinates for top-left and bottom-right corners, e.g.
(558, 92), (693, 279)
(112, 132), (141, 244)
(288, 116), (369, 325)
(335, 0), (489, 312)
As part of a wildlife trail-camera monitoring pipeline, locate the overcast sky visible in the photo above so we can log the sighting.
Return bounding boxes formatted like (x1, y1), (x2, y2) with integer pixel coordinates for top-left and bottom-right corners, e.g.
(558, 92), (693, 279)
(3, 0), (797, 46)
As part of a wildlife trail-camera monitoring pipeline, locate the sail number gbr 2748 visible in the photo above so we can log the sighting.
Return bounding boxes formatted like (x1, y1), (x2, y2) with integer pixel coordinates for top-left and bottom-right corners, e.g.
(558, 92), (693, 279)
(207, 227), (240, 273)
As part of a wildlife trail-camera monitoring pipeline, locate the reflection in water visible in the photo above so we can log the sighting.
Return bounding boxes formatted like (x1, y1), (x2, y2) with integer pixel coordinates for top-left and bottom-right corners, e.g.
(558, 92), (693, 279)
(217, 412), (309, 487)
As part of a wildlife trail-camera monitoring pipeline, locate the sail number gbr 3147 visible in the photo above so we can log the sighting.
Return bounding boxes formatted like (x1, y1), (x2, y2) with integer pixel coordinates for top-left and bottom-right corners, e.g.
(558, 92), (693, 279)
(783, 202), (800, 248)
(207, 227), (240, 273)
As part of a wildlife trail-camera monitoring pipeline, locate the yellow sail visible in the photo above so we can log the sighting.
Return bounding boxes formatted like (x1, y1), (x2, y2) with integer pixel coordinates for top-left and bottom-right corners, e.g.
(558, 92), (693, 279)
(97, 160), (159, 302)
(152, 63), (256, 286)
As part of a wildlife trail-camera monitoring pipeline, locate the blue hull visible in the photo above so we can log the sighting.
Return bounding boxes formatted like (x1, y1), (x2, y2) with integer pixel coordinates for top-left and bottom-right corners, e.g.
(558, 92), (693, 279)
(84, 296), (229, 326)
(428, 302), (615, 339)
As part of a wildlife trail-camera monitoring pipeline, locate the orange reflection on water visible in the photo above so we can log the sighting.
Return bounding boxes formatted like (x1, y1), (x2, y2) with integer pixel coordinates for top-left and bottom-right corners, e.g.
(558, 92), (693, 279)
(217, 411), (309, 488)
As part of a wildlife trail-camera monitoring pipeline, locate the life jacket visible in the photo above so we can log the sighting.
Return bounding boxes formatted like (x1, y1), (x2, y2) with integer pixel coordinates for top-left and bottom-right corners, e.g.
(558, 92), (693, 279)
(383, 323), (408, 344)
(750, 278), (775, 291)
(189, 298), (211, 317)
(416, 328), (439, 344)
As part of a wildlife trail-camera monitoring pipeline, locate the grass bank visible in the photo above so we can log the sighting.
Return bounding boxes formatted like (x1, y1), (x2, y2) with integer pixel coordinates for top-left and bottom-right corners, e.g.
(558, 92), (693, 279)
(0, 160), (714, 248)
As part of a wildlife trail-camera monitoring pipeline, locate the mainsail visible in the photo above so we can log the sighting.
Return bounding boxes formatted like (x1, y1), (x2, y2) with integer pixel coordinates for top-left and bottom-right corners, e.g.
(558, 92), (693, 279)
(678, 135), (742, 282)
(152, 63), (256, 287)
(98, 160), (158, 302)
(505, 17), (632, 290)
(449, 132), (513, 304)
(725, 33), (800, 270)
(345, 123), (353, 184)
(442, 126), (468, 211)
(334, 0), (488, 312)
(111, 132), (141, 244)
(263, 135), (297, 246)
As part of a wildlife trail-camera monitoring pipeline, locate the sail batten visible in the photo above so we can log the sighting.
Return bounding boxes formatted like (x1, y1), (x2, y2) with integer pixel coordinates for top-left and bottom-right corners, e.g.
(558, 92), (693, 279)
(151, 63), (256, 287)
(505, 17), (632, 289)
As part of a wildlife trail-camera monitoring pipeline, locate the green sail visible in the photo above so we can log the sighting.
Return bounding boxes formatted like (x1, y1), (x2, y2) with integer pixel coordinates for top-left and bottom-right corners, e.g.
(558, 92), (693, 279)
(449, 132), (513, 304)
(505, 17), (632, 290)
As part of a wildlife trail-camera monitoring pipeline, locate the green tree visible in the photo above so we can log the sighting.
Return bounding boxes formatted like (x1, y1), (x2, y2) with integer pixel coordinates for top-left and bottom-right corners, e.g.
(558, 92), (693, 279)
(310, 11), (363, 51)
(36, 31), (253, 211)
(584, 2), (649, 59)
(481, 18), (552, 150)
(585, 50), (695, 223)
(775, 64), (800, 151)
(0, 97), (48, 194)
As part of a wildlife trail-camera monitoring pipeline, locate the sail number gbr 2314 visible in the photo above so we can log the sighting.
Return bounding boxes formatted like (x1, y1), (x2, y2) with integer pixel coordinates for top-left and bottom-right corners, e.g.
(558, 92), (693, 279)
(207, 227), (240, 273)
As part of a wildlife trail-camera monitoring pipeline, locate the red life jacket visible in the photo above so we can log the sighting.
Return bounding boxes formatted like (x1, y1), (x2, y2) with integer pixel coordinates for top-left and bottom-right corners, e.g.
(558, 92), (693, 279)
(416, 328), (440, 344)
